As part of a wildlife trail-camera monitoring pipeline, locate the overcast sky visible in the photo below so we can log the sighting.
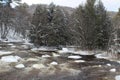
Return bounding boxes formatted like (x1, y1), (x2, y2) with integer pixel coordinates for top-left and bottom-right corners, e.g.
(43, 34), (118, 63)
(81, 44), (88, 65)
(22, 0), (120, 12)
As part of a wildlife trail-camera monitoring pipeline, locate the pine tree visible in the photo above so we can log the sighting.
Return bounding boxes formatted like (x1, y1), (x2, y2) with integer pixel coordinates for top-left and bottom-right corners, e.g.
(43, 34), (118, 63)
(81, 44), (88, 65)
(73, 0), (112, 50)
(29, 3), (71, 46)
(29, 5), (48, 45)
(95, 0), (112, 49)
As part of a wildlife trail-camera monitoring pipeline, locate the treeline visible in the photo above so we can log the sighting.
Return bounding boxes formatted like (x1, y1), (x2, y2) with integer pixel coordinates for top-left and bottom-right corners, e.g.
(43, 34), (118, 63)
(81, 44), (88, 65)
(29, 0), (113, 50)
(0, 0), (120, 50)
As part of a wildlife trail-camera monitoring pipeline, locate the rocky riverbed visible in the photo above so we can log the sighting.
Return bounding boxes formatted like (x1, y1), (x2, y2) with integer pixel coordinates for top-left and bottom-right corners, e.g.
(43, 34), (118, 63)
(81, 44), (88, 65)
(0, 41), (120, 80)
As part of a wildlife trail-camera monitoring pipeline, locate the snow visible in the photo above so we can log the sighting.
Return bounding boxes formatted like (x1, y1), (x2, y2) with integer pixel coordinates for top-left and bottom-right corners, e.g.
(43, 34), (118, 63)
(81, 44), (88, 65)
(7, 44), (13, 46)
(95, 53), (109, 59)
(110, 68), (116, 72)
(26, 58), (39, 62)
(11, 45), (16, 48)
(68, 55), (82, 59)
(31, 47), (48, 51)
(41, 55), (51, 58)
(15, 64), (25, 69)
(107, 64), (111, 66)
(74, 51), (94, 55)
(1, 55), (22, 63)
(58, 48), (74, 53)
(52, 53), (60, 57)
(32, 64), (46, 69)
(0, 51), (13, 56)
(62, 48), (68, 52)
(50, 61), (58, 65)
(115, 75), (120, 80)
(74, 60), (85, 63)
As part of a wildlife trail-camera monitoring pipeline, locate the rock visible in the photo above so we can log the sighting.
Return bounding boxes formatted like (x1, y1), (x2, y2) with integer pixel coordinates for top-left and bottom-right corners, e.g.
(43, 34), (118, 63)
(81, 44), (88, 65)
(15, 64), (25, 69)
(68, 55), (82, 59)
(115, 75), (120, 80)
(110, 68), (116, 72)
(32, 64), (46, 69)
(1, 55), (22, 63)
(50, 61), (58, 65)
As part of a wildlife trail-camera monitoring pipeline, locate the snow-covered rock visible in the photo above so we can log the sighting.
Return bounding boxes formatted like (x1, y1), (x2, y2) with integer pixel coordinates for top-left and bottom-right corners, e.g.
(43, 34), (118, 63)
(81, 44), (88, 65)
(58, 48), (73, 53)
(31, 47), (48, 51)
(74, 60), (85, 63)
(15, 64), (25, 69)
(0, 51), (13, 56)
(110, 68), (116, 72)
(115, 75), (120, 80)
(1, 55), (22, 63)
(68, 55), (82, 59)
(74, 51), (94, 55)
(32, 64), (46, 69)
(7, 43), (13, 46)
(107, 64), (111, 66)
(50, 61), (58, 65)
(26, 58), (39, 62)
(62, 48), (69, 52)
(95, 53), (109, 59)
(11, 45), (16, 48)
(41, 55), (51, 58)
(52, 53), (60, 57)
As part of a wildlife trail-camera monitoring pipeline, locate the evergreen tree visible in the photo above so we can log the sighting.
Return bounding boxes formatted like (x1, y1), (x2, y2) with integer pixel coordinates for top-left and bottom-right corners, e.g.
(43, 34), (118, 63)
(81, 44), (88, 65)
(73, 0), (112, 50)
(29, 5), (48, 45)
(29, 3), (71, 46)
(95, 0), (112, 49)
